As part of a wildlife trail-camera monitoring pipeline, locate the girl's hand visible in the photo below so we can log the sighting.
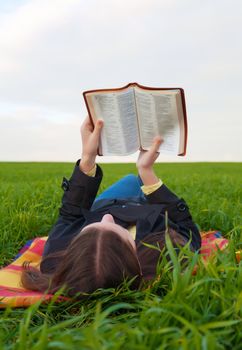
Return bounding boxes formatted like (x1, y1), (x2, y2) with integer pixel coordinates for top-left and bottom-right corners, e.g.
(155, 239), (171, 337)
(80, 116), (104, 173)
(136, 136), (163, 186)
(136, 136), (163, 170)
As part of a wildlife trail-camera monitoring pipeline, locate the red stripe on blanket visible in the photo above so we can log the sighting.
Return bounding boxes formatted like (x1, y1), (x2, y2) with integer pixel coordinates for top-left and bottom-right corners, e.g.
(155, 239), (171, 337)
(0, 286), (69, 301)
(0, 290), (51, 298)
(27, 239), (46, 255)
(0, 285), (26, 292)
(3, 265), (23, 272)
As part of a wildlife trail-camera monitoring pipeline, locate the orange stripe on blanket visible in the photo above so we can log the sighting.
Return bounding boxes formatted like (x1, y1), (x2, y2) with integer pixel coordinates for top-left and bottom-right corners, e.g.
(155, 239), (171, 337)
(11, 252), (41, 267)
(0, 288), (48, 297)
(0, 294), (61, 308)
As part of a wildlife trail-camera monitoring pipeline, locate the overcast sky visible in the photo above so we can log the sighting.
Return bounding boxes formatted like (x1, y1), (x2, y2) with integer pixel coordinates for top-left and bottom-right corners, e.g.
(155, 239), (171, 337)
(0, 0), (241, 162)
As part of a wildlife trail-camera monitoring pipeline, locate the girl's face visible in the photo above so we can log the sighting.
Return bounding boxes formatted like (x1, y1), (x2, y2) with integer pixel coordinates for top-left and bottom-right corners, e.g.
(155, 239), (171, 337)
(81, 214), (136, 250)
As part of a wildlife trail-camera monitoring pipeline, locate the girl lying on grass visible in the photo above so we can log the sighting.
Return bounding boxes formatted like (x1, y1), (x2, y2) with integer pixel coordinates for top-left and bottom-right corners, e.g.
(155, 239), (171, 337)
(21, 117), (201, 296)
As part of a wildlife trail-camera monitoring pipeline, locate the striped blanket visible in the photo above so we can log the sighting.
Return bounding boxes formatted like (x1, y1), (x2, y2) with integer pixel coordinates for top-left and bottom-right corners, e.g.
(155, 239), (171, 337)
(0, 232), (240, 308)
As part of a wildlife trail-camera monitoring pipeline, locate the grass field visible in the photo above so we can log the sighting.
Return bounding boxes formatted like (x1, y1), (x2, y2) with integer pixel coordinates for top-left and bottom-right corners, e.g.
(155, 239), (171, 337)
(0, 162), (241, 349)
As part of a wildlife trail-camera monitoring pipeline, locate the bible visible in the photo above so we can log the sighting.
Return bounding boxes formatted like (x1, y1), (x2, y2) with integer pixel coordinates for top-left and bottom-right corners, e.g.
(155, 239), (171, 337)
(83, 82), (187, 156)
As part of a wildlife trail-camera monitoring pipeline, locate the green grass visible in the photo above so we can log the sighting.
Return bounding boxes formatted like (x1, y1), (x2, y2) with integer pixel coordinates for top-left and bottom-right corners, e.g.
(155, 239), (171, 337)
(0, 162), (241, 349)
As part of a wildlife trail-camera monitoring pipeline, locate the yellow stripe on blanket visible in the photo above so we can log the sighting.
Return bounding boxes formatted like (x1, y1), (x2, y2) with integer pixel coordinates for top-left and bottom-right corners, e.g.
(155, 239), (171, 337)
(0, 237), (48, 308)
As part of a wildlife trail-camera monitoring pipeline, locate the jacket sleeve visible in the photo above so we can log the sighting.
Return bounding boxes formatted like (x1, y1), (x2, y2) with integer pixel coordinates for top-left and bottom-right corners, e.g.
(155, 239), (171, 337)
(42, 160), (103, 260)
(59, 159), (103, 218)
(146, 184), (201, 251)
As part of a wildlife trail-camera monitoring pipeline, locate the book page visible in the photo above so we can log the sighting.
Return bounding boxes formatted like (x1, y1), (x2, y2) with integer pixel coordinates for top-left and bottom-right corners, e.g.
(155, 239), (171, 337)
(135, 89), (181, 154)
(89, 88), (139, 155)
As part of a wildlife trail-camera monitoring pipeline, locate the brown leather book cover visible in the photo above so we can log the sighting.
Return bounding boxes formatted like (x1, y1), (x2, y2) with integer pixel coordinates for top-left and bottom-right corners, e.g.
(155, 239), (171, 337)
(83, 82), (187, 156)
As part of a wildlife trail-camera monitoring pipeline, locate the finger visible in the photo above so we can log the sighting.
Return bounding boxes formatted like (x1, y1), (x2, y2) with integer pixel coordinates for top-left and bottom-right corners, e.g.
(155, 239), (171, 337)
(149, 136), (163, 154)
(154, 135), (163, 144)
(93, 119), (104, 137)
(84, 117), (99, 135)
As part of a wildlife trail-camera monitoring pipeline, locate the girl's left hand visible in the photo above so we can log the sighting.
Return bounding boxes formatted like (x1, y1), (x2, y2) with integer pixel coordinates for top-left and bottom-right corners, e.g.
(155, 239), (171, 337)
(136, 136), (163, 186)
(136, 136), (163, 170)
(80, 116), (104, 173)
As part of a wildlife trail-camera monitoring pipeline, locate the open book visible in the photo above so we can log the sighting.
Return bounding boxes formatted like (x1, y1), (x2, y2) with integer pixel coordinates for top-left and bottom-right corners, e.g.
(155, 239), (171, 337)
(83, 82), (187, 156)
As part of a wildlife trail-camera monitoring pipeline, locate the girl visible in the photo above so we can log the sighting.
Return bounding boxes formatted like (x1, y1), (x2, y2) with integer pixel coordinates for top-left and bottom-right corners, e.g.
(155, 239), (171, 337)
(22, 117), (201, 296)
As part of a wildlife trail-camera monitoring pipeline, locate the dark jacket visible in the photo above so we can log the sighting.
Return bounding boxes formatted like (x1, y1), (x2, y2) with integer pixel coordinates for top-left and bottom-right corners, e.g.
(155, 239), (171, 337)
(41, 160), (201, 273)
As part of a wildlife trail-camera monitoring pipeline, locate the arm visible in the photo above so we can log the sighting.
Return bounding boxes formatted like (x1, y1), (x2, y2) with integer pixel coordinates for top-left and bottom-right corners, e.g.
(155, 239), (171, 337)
(60, 117), (104, 218)
(136, 137), (188, 208)
(60, 160), (103, 219)
(42, 117), (104, 258)
(136, 137), (201, 250)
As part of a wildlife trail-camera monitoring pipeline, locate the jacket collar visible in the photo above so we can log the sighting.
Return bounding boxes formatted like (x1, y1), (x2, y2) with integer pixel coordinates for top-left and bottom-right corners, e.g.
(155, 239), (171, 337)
(82, 203), (163, 240)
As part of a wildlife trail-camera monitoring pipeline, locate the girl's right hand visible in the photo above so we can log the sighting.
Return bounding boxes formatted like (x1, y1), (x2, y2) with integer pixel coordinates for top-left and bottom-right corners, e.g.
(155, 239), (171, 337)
(80, 116), (104, 173)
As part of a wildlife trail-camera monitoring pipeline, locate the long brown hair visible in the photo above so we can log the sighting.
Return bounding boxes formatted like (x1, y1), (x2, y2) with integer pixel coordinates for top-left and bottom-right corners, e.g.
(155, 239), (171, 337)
(137, 228), (187, 280)
(21, 227), (142, 296)
(21, 227), (187, 296)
